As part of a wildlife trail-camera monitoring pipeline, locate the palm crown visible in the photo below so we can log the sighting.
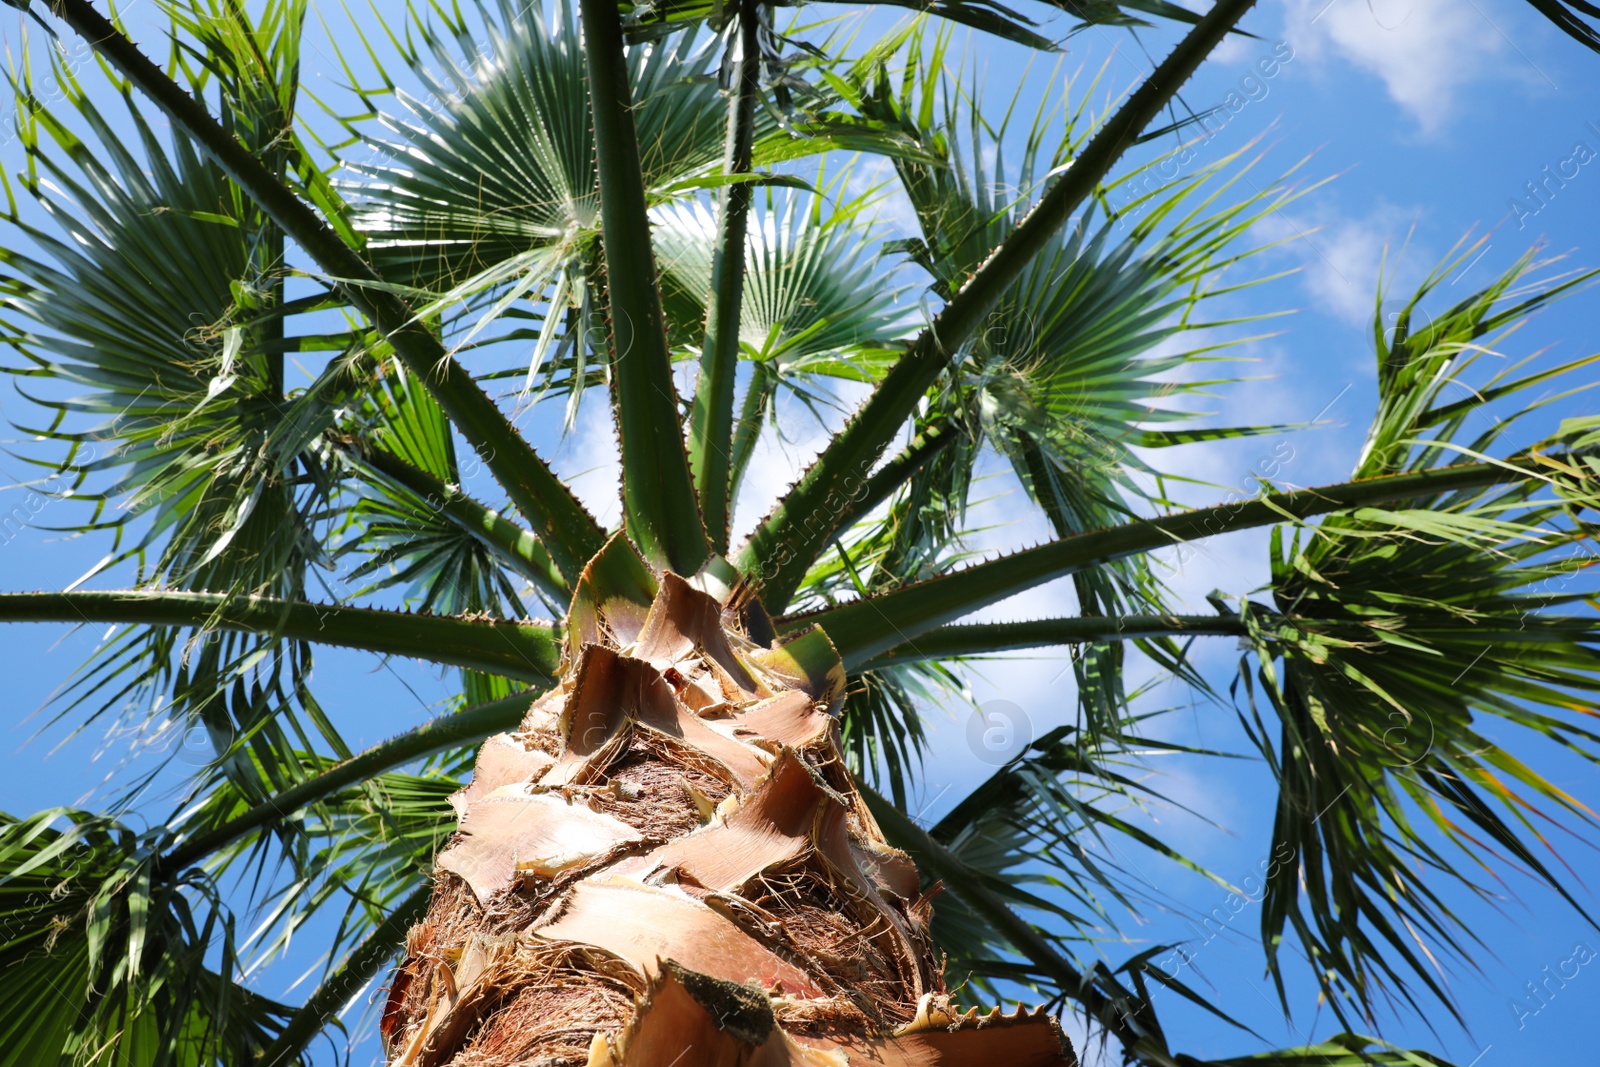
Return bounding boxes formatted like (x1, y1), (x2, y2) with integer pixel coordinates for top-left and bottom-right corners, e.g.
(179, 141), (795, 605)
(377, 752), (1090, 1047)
(2, 1), (1600, 1065)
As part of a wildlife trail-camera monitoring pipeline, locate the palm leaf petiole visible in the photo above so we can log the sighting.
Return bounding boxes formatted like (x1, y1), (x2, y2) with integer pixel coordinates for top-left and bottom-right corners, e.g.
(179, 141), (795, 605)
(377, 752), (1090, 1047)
(580, 0), (710, 573)
(866, 613), (1247, 668)
(689, 2), (763, 554)
(798, 455), (1577, 666)
(0, 591), (561, 681)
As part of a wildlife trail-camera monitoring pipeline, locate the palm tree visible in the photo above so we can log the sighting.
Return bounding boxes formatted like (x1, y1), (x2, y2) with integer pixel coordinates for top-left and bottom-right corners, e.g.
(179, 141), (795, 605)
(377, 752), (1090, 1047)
(3, 0), (1600, 1064)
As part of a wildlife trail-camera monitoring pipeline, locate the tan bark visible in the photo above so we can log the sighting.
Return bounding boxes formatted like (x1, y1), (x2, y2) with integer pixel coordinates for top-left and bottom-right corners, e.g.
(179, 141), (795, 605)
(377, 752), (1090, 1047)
(382, 554), (1076, 1067)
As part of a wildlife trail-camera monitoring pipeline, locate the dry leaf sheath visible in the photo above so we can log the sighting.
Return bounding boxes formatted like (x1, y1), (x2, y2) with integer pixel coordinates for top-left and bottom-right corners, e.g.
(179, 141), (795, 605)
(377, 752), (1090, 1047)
(382, 558), (1076, 1066)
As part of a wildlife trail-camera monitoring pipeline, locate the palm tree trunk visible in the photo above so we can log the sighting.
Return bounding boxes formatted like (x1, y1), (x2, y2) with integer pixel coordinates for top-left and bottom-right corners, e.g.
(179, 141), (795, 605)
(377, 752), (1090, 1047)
(382, 570), (1076, 1066)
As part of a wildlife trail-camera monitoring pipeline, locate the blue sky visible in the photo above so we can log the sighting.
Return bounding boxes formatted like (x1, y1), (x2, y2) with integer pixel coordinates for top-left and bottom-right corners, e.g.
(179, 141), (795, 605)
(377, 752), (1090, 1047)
(1, 1), (1598, 1064)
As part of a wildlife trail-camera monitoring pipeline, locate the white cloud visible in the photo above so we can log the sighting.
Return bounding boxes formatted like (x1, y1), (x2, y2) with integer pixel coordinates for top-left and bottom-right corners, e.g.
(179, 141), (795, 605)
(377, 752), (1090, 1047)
(728, 381), (872, 547)
(1207, 27), (1259, 67)
(1253, 200), (1427, 324)
(1285, 0), (1507, 132)
(547, 394), (623, 530)
(844, 154), (922, 249)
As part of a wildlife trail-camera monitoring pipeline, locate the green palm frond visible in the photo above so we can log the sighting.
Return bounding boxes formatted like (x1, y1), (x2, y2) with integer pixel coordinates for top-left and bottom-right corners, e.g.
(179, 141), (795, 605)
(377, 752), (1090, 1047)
(654, 188), (910, 377)
(342, 4), (773, 303)
(656, 181), (920, 511)
(0, 14), (362, 814)
(1226, 252), (1600, 1027)
(928, 724), (1235, 981)
(0, 810), (290, 1067)
(984, 153), (1299, 731)
(800, 33), (1300, 732)
(838, 660), (951, 807)
(2, 65), (326, 598)
(1361, 241), (1599, 479)
(166, 0), (358, 241)
(1234, 506), (1600, 1026)
(858, 29), (1302, 537)
(337, 361), (535, 634)
(748, 24), (1299, 630)
(243, 769), (454, 981)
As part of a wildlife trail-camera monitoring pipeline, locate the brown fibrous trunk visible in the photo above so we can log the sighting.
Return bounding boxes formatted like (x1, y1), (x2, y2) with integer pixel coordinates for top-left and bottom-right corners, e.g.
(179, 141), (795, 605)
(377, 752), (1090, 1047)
(382, 560), (1076, 1067)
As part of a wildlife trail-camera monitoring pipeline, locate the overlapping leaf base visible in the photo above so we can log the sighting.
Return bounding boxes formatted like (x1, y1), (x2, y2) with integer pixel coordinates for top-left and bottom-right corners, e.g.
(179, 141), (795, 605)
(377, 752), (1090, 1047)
(382, 558), (1075, 1066)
